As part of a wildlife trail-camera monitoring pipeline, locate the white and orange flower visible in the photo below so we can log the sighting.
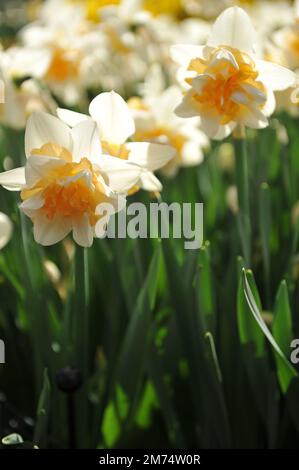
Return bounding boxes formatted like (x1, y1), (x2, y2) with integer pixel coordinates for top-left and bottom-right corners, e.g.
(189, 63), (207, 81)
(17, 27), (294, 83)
(128, 86), (209, 177)
(58, 91), (175, 192)
(171, 6), (296, 139)
(0, 112), (141, 247)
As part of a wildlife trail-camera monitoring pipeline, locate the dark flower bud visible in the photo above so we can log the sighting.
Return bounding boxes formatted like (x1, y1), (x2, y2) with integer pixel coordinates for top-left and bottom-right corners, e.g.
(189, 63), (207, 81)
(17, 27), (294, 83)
(55, 367), (82, 394)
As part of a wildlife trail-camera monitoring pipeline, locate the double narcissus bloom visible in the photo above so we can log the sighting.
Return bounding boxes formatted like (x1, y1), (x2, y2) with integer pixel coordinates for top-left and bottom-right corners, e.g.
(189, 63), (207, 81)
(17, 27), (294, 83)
(0, 112), (142, 247)
(58, 91), (175, 192)
(171, 6), (296, 139)
(128, 85), (209, 177)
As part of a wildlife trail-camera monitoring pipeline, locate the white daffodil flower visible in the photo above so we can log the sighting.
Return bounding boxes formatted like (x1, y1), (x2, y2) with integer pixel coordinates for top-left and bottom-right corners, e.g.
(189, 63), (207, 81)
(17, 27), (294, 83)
(171, 6), (296, 140)
(0, 51), (56, 129)
(128, 85), (209, 177)
(58, 91), (175, 193)
(0, 212), (13, 250)
(0, 112), (142, 247)
(14, 12), (109, 106)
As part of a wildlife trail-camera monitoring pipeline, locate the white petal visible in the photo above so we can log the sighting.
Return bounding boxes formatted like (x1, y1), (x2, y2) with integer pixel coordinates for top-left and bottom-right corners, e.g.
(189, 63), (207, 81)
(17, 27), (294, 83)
(175, 93), (199, 118)
(94, 213), (110, 239)
(94, 196), (126, 238)
(8, 46), (51, 78)
(19, 194), (44, 217)
(213, 123), (236, 140)
(89, 91), (135, 145)
(25, 156), (65, 187)
(263, 89), (276, 117)
(181, 141), (204, 167)
(200, 115), (235, 140)
(33, 212), (72, 246)
(0, 167), (26, 191)
(192, 75), (210, 94)
(208, 48), (239, 70)
(71, 120), (101, 163)
(20, 194), (44, 210)
(96, 155), (141, 193)
(0, 212), (12, 249)
(95, 194), (126, 215)
(231, 90), (249, 105)
(25, 111), (72, 158)
(207, 6), (256, 53)
(170, 44), (205, 67)
(241, 83), (266, 104)
(148, 86), (182, 125)
(126, 142), (175, 171)
(239, 105), (268, 129)
(130, 109), (156, 133)
(181, 124), (209, 148)
(72, 214), (94, 247)
(139, 171), (162, 192)
(57, 108), (90, 127)
(199, 115), (221, 138)
(257, 60), (296, 91)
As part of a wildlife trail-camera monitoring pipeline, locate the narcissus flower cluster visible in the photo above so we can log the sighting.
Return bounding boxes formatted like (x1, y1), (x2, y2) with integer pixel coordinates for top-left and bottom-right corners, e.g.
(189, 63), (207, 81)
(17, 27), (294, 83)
(0, 2), (298, 249)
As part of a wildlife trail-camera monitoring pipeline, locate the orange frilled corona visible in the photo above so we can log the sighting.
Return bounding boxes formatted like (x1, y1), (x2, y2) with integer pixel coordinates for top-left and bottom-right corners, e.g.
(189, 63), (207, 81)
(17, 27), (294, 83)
(186, 46), (267, 125)
(21, 144), (110, 226)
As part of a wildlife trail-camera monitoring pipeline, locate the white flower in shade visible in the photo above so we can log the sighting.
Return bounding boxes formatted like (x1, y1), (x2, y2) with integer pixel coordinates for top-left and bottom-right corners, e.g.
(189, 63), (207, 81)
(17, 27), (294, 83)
(171, 6), (296, 139)
(0, 51), (57, 129)
(128, 85), (209, 177)
(57, 91), (175, 192)
(268, 0), (299, 71)
(0, 112), (142, 247)
(0, 212), (13, 250)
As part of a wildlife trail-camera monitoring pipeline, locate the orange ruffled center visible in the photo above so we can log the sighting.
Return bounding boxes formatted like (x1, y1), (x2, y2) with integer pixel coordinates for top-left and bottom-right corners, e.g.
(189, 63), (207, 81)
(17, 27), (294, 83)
(21, 144), (110, 226)
(187, 46), (267, 125)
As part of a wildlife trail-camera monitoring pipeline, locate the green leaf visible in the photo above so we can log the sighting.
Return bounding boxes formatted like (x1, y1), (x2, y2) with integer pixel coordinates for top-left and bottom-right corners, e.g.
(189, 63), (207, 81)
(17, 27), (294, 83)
(242, 270), (297, 393)
(237, 269), (265, 357)
(101, 401), (121, 448)
(33, 369), (50, 449)
(259, 182), (271, 288)
(162, 237), (231, 448)
(273, 280), (292, 357)
(135, 381), (158, 429)
(114, 243), (161, 419)
(195, 242), (215, 333)
(237, 269), (278, 428)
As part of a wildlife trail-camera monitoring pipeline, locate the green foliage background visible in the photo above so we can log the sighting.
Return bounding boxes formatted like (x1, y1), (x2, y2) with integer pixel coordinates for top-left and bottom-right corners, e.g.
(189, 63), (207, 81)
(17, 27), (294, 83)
(1, 114), (299, 448)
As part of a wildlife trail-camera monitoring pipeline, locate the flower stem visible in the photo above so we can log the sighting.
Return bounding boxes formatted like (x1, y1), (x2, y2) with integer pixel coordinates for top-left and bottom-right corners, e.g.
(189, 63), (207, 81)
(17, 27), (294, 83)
(233, 125), (251, 266)
(74, 246), (90, 373)
(73, 246), (90, 447)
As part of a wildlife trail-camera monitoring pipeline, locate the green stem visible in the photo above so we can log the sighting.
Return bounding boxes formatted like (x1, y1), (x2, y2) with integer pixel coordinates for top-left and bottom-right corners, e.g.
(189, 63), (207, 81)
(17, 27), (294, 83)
(73, 246), (90, 447)
(74, 246), (90, 377)
(233, 127), (251, 266)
